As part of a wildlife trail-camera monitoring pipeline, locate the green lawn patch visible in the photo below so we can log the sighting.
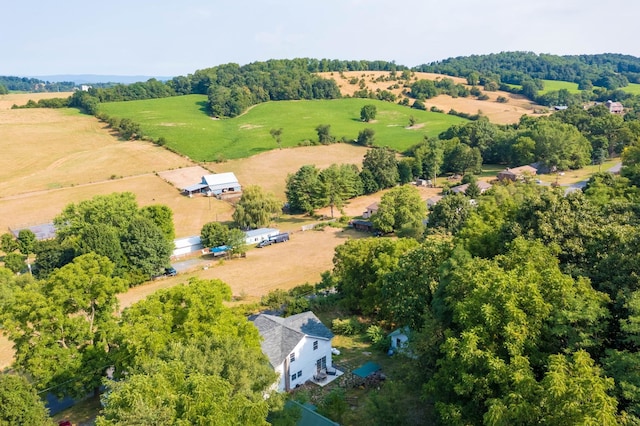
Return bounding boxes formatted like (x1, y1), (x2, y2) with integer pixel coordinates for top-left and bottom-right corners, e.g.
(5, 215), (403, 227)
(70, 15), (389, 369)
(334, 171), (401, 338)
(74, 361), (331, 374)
(621, 83), (640, 95)
(98, 96), (467, 161)
(538, 79), (583, 94)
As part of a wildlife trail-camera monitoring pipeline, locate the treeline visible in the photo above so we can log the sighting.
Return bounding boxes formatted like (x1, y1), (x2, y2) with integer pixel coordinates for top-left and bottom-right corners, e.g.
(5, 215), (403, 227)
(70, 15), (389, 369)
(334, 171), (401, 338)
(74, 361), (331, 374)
(416, 51), (640, 88)
(68, 58), (403, 118)
(0, 76), (76, 92)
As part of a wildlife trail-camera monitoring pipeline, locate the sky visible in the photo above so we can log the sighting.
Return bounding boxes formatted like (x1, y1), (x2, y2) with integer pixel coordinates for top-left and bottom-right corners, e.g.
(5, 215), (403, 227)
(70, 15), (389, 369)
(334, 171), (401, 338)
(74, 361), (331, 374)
(3, 0), (640, 78)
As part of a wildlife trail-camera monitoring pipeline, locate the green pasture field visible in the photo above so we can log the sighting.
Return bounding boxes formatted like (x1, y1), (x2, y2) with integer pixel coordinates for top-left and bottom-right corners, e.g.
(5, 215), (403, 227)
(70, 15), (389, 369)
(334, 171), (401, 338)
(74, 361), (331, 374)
(539, 79), (582, 94)
(98, 95), (467, 161)
(622, 83), (640, 95)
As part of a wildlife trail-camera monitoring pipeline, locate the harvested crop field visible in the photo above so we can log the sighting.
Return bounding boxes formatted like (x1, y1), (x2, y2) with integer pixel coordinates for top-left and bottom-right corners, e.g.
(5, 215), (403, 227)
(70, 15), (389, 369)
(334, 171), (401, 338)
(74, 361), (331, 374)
(0, 92), (74, 110)
(319, 70), (540, 124)
(0, 107), (193, 197)
(212, 144), (370, 199)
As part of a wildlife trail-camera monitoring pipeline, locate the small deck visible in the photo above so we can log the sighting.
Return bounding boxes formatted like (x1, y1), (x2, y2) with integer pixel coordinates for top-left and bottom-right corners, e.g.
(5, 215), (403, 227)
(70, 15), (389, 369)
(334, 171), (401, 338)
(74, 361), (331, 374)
(310, 367), (344, 387)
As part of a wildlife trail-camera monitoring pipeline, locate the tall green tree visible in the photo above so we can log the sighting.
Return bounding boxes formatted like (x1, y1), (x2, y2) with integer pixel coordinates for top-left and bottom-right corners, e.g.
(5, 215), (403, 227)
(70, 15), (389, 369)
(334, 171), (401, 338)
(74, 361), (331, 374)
(0, 374), (53, 426)
(2, 253), (127, 398)
(319, 164), (363, 218)
(285, 165), (324, 214)
(17, 229), (36, 256)
(140, 204), (175, 242)
(360, 104), (377, 122)
(200, 222), (230, 248)
(371, 185), (426, 237)
(121, 217), (173, 277)
(356, 128), (376, 146)
(101, 278), (278, 425)
(362, 147), (399, 190)
(315, 124), (335, 144)
(233, 185), (281, 229)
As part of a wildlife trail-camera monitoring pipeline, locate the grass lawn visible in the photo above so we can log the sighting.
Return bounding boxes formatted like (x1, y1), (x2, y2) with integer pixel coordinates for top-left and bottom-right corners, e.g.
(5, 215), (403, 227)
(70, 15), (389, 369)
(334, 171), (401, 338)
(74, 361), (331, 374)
(535, 159), (620, 185)
(99, 96), (467, 161)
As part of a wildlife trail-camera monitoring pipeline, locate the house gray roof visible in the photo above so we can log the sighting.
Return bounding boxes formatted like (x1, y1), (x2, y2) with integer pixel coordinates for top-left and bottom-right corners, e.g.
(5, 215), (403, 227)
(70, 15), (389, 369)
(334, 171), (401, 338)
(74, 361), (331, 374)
(252, 312), (333, 368)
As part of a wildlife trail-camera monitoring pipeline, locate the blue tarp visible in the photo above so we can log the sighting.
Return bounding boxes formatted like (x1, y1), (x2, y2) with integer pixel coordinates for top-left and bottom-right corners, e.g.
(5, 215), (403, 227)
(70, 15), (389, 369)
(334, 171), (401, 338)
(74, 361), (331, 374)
(352, 361), (381, 378)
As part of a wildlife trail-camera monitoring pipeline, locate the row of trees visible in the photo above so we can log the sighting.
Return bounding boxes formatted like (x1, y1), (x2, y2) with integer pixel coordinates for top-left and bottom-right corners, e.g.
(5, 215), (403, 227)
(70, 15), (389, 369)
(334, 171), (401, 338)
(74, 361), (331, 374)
(285, 147), (399, 215)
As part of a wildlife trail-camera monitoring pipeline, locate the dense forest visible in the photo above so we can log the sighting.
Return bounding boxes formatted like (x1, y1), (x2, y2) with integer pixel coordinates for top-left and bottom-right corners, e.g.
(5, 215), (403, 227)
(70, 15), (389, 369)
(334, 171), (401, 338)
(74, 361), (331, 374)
(416, 52), (640, 87)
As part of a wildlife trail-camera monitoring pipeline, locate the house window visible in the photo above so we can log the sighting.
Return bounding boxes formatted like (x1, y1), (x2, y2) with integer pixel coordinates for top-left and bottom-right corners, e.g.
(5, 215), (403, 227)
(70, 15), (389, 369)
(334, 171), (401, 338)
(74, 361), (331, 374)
(313, 341), (318, 350)
(290, 353), (295, 363)
(297, 370), (302, 378)
(291, 374), (296, 382)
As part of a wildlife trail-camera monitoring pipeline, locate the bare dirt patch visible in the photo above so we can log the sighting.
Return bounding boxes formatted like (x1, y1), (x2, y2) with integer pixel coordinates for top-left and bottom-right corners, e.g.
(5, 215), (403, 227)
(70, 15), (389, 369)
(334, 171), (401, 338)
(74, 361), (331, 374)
(212, 144), (369, 199)
(318, 70), (540, 124)
(157, 166), (214, 190)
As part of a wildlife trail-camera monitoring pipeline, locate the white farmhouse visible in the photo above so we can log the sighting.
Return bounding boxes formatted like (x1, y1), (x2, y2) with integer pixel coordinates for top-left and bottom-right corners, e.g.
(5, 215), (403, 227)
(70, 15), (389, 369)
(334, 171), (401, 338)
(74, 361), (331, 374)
(252, 311), (334, 392)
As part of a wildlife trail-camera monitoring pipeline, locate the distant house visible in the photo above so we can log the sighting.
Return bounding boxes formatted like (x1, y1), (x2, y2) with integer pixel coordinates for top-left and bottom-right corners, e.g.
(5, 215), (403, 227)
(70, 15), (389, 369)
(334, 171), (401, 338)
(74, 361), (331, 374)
(183, 172), (242, 197)
(362, 202), (379, 219)
(244, 228), (280, 245)
(606, 100), (624, 114)
(497, 165), (538, 182)
(450, 181), (492, 195)
(252, 311), (334, 392)
(426, 195), (443, 208)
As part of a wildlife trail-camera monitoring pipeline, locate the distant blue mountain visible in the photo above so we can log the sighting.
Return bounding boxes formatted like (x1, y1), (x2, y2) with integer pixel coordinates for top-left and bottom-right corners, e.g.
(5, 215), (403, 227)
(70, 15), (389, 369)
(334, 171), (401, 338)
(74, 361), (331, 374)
(30, 74), (174, 84)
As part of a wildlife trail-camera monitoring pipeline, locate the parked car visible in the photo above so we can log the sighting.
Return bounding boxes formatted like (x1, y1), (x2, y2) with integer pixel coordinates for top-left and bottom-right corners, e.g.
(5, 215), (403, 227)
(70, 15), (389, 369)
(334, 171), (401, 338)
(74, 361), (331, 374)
(164, 267), (177, 276)
(257, 239), (275, 248)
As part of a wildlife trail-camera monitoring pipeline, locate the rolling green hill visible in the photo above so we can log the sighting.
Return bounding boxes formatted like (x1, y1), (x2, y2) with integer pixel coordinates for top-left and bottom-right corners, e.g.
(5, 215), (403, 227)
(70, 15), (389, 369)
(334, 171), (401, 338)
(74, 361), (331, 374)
(99, 95), (468, 161)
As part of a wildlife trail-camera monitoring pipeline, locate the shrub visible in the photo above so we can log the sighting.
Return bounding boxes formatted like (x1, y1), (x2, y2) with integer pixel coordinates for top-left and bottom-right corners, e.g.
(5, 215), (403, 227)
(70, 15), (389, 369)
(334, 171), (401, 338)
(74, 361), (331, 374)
(477, 94), (490, 101)
(496, 96), (509, 103)
(261, 289), (289, 310)
(331, 317), (361, 335)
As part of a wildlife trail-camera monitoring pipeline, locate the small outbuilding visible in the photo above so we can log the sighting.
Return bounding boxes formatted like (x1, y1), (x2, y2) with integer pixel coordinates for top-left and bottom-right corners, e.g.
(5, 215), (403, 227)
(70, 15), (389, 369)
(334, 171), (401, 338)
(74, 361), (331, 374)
(350, 220), (374, 232)
(171, 235), (203, 258)
(389, 327), (411, 354)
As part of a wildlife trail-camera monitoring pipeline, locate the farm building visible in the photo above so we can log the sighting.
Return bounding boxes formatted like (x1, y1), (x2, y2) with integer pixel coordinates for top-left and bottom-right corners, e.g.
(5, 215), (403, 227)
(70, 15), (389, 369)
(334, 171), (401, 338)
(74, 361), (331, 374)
(171, 235), (203, 258)
(606, 100), (624, 114)
(10, 223), (56, 241)
(389, 327), (411, 353)
(450, 181), (492, 195)
(182, 172), (242, 197)
(252, 311), (335, 392)
(350, 220), (374, 232)
(244, 228), (280, 245)
(497, 165), (538, 182)
(362, 202), (379, 219)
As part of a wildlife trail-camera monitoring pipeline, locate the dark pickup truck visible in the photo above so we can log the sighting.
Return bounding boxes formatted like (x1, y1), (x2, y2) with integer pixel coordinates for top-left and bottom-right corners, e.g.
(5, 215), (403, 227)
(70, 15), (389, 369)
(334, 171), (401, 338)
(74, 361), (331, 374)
(256, 232), (290, 248)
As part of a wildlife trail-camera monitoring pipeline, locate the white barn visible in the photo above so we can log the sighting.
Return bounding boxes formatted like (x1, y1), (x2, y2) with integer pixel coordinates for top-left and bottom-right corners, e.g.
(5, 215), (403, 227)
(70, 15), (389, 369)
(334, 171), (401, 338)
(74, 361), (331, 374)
(183, 172), (242, 196)
(252, 312), (334, 392)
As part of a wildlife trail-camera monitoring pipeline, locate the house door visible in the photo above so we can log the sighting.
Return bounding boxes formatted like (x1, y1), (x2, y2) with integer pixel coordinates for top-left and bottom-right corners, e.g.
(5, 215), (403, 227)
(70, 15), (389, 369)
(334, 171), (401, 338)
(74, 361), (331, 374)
(316, 356), (327, 372)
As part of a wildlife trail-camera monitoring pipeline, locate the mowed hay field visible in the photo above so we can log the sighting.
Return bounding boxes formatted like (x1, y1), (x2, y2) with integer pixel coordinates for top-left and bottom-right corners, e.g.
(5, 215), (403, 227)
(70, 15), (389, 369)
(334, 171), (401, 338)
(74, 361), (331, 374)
(0, 105), (193, 197)
(319, 71), (540, 124)
(0, 92), (74, 110)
